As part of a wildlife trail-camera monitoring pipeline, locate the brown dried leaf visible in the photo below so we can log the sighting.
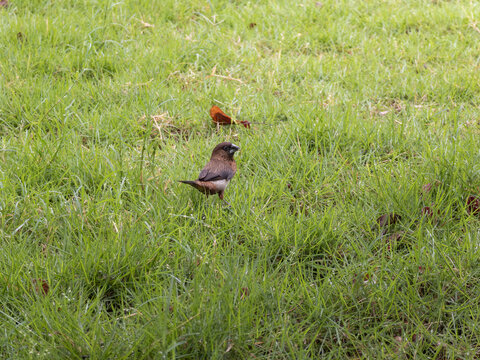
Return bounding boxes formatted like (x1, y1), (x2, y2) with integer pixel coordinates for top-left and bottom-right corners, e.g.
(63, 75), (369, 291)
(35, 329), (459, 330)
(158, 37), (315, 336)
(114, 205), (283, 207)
(239, 120), (251, 128)
(376, 213), (401, 228)
(209, 106), (252, 128)
(32, 278), (49, 296)
(17, 32), (25, 43)
(387, 231), (405, 242)
(467, 195), (480, 216)
(385, 231), (406, 250)
(422, 183), (433, 194)
(420, 204), (441, 225)
(163, 179), (171, 195)
(248, 22), (257, 29)
(210, 105), (232, 125)
(40, 243), (48, 256)
(225, 341), (234, 353)
(140, 20), (154, 28)
(422, 206), (433, 218)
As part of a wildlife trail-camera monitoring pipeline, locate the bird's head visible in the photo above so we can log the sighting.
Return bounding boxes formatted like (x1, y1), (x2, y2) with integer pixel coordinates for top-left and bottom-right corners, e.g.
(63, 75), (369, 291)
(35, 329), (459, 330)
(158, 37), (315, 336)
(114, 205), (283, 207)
(211, 142), (240, 160)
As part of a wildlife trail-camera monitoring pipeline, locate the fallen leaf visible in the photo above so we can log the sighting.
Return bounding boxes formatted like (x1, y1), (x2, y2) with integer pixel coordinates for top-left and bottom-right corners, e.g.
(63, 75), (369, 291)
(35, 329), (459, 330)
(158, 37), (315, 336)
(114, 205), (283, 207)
(385, 231), (408, 251)
(376, 213), (401, 228)
(422, 183), (433, 194)
(248, 22), (257, 29)
(40, 243), (48, 256)
(466, 195), (480, 216)
(225, 341), (234, 353)
(209, 106), (253, 128)
(387, 231), (405, 242)
(163, 179), (171, 194)
(239, 120), (251, 128)
(422, 206), (433, 218)
(116, 311), (142, 321)
(32, 278), (49, 296)
(17, 32), (25, 43)
(210, 105), (232, 125)
(140, 20), (154, 28)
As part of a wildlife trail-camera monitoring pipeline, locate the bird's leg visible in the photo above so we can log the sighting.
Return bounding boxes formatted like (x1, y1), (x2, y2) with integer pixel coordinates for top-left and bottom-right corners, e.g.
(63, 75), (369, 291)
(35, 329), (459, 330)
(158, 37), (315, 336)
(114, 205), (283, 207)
(218, 192), (231, 207)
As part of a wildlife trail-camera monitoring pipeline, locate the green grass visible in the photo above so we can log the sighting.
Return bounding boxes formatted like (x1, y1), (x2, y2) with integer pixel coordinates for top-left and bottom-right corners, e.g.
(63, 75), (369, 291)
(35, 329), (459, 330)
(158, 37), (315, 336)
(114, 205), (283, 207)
(1, 0), (480, 358)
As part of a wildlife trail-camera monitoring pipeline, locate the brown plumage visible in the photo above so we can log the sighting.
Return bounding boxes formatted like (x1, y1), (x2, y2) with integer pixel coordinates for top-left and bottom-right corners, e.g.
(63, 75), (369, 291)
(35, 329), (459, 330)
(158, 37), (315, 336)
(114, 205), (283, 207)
(179, 142), (240, 203)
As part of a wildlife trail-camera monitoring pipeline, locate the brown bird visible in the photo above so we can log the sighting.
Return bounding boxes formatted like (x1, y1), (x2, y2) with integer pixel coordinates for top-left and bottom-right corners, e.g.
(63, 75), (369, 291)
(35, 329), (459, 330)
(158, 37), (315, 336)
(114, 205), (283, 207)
(179, 142), (240, 204)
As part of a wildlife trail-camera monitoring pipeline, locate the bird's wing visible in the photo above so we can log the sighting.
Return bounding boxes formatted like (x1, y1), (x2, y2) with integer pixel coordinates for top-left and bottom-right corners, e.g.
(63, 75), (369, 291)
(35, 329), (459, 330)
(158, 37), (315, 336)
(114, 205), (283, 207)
(198, 160), (236, 182)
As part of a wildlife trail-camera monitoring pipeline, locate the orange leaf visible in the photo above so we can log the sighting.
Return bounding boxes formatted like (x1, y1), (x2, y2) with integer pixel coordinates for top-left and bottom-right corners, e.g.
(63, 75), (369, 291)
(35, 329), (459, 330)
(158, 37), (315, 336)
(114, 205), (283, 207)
(210, 106), (232, 125)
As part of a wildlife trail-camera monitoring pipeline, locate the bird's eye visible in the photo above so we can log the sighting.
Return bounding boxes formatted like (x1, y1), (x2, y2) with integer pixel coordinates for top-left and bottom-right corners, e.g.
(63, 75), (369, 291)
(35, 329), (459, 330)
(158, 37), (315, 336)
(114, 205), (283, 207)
(223, 146), (229, 151)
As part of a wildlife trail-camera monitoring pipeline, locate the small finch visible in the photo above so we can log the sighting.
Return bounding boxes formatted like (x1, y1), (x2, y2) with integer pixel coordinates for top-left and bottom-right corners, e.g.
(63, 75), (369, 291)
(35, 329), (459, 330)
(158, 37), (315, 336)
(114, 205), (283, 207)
(179, 142), (240, 205)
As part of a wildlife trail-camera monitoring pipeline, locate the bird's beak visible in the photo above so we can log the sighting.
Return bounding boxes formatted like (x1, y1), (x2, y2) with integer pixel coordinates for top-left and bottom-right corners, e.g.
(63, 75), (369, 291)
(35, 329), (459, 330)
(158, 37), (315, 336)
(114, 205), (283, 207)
(231, 144), (240, 153)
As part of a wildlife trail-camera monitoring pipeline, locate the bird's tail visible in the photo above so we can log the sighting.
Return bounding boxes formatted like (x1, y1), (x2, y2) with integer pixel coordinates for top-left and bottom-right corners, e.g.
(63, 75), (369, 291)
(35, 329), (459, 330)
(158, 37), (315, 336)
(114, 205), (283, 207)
(179, 180), (196, 185)
(179, 180), (203, 191)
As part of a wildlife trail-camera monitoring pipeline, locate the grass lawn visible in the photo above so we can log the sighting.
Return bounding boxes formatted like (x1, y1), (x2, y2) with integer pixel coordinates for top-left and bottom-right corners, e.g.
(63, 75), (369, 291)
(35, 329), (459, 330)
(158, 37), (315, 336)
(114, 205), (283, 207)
(2, 0), (480, 358)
